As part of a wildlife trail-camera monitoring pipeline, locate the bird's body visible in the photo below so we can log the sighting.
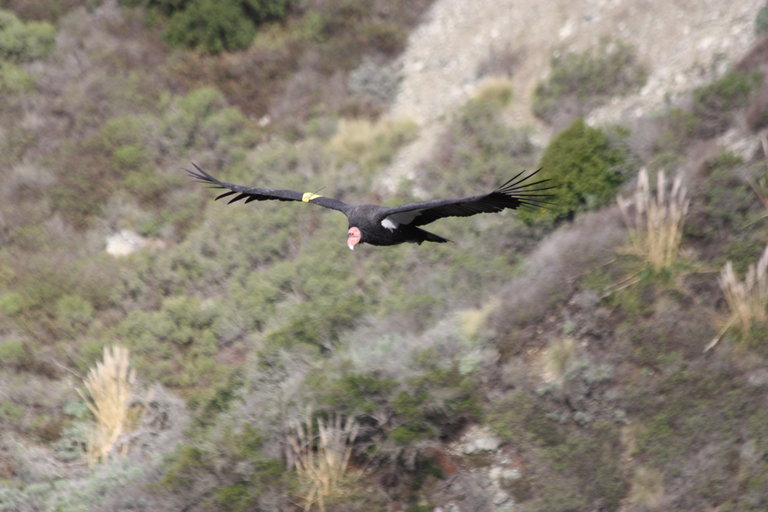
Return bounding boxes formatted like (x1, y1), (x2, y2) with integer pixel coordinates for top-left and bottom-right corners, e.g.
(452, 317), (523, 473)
(187, 164), (553, 250)
(341, 204), (448, 246)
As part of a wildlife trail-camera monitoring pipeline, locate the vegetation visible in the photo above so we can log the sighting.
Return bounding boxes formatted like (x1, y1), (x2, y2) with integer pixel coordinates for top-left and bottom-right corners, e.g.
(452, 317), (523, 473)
(718, 245), (768, 342)
(0, 8), (56, 62)
(1, 2), (768, 511)
(691, 69), (763, 137)
(533, 38), (648, 124)
(77, 346), (139, 465)
(525, 118), (629, 222)
(286, 412), (361, 511)
(121, 0), (288, 53)
(756, 3), (768, 35)
(617, 168), (690, 272)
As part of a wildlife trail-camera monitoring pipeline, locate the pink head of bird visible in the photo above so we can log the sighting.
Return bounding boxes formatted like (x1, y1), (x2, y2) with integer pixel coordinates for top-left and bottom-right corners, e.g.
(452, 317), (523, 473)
(347, 227), (361, 250)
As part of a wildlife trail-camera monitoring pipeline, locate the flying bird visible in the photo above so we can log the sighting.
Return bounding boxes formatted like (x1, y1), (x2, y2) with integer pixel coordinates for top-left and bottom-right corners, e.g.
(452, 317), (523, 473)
(187, 164), (554, 250)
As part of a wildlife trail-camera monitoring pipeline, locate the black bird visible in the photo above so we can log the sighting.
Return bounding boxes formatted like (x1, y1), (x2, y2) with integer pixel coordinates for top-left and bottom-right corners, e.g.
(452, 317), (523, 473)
(186, 164), (554, 250)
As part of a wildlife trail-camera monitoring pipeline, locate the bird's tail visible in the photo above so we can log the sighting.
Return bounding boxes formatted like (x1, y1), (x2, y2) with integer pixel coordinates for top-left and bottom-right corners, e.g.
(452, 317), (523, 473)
(415, 227), (450, 244)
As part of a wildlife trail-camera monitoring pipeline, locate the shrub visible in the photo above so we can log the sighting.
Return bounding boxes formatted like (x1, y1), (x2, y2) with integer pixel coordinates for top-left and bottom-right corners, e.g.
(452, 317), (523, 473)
(691, 69), (762, 137)
(0, 339), (31, 369)
(526, 118), (629, 222)
(114, 295), (227, 395)
(756, 3), (768, 35)
(0, 9), (56, 63)
(55, 294), (95, 334)
(0, 290), (25, 316)
(533, 425), (628, 511)
(162, 0), (288, 54)
(0, 62), (35, 94)
(533, 38), (647, 124)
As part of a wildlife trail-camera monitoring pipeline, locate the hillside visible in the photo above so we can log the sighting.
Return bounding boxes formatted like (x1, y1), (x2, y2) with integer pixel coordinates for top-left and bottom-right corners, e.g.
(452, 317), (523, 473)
(0, 1), (767, 511)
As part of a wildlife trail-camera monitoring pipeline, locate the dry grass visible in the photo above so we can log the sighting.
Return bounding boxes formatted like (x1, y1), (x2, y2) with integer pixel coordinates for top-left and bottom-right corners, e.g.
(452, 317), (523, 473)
(78, 345), (137, 466)
(617, 168), (689, 272)
(718, 245), (768, 333)
(540, 337), (577, 387)
(628, 466), (665, 510)
(329, 117), (418, 172)
(286, 411), (360, 511)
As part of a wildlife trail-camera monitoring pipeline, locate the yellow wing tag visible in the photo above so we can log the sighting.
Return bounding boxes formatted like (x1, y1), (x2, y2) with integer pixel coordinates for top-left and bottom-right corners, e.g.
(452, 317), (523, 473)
(302, 192), (322, 202)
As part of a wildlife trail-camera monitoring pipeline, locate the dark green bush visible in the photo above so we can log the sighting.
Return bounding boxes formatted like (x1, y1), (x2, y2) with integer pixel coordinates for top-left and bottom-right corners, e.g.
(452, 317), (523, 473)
(160, 0), (288, 53)
(756, 3), (768, 35)
(321, 372), (397, 415)
(533, 38), (647, 123)
(525, 118), (629, 222)
(692, 69), (762, 137)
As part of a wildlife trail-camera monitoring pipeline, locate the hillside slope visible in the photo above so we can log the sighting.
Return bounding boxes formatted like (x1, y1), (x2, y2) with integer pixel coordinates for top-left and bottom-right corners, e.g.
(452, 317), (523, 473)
(0, 1), (767, 511)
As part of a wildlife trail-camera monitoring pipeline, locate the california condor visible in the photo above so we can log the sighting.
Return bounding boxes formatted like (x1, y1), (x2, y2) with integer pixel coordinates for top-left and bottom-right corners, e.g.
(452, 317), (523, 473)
(187, 164), (554, 250)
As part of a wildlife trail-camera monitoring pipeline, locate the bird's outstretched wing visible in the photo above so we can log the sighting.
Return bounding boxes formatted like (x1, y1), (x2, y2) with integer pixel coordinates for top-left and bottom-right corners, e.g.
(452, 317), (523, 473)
(186, 163), (352, 214)
(377, 169), (555, 228)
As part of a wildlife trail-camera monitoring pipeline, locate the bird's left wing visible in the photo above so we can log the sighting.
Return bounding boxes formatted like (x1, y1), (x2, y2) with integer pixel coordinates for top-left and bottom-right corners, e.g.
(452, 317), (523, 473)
(376, 169), (554, 228)
(186, 163), (351, 213)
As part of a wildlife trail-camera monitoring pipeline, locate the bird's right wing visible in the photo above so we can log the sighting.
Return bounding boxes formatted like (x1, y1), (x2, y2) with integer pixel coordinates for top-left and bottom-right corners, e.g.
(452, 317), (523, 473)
(186, 163), (351, 213)
(377, 169), (555, 228)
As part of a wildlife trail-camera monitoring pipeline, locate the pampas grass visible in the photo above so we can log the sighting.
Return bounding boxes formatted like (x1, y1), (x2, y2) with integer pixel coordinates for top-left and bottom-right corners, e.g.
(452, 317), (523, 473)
(617, 168), (689, 272)
(722, 246), (768, 327)
(286, 411), (360, 511)
(78, 345), (136, 466)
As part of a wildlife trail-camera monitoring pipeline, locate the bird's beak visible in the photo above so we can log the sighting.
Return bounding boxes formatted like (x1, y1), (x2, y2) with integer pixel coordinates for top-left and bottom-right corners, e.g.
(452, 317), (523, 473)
(347, 227), (361, 251)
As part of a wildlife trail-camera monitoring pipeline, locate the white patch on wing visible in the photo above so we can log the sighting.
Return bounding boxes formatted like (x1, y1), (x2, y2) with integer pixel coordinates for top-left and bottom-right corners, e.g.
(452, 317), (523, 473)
(381, 209), (424, 230)
(381, 218), (397, 230)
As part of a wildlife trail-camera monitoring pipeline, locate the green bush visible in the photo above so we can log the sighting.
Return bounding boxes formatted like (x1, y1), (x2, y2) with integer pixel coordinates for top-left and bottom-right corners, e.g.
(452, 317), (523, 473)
(526, 118), (629, 222)
(533, 38), (647, 123)
(320, 372), (397, 415)
(0, 290), (25, 316)
(0, 339), (31, 368)
(756, 3), (768, 35)
(54, 294), (94, 334)
(0, 9), (56, 63)
(692, 69), (762, 137)
(114, 295), (229, 395)
(161, 0), (288, 53)
(0, 62), (35, 94)
(533, 425), (628, 511)
(161, 426), (285, 510)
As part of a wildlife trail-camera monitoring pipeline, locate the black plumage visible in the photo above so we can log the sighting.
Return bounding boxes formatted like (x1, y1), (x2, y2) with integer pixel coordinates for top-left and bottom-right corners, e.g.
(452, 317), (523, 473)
(186, 163), (554, 250)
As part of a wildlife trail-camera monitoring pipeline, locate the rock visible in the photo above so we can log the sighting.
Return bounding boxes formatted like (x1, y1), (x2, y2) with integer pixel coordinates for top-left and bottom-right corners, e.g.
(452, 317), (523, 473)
(105, 229), (164, 257)
(457, 425), (503, 454)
